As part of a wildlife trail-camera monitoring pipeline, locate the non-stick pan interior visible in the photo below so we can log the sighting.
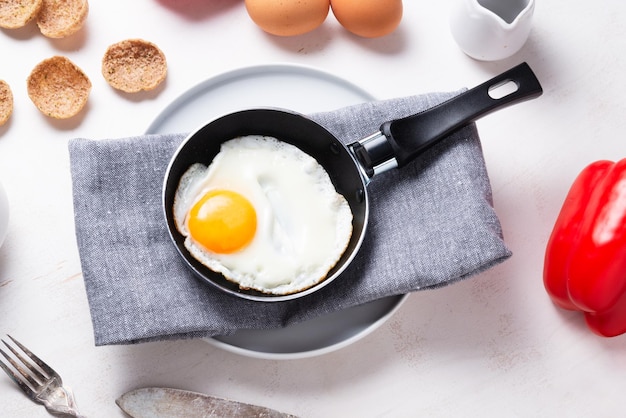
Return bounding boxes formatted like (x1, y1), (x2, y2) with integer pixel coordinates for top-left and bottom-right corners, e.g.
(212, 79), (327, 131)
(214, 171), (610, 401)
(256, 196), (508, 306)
(163, 109), (369, 301)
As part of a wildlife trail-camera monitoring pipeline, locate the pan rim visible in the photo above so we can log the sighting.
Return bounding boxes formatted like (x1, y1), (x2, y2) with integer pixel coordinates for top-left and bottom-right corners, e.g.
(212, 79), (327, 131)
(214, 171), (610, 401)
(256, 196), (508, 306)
(162, 108), (370, 302)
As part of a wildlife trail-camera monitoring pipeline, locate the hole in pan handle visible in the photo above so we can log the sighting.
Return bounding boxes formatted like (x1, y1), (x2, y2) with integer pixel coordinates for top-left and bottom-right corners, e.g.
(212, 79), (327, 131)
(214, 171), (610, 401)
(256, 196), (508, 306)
(365, 62), (543, 174)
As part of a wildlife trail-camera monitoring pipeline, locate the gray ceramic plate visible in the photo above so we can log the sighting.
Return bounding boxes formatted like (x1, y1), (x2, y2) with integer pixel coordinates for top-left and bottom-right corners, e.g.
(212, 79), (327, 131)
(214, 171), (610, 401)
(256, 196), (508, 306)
(147, 64), (407, 359)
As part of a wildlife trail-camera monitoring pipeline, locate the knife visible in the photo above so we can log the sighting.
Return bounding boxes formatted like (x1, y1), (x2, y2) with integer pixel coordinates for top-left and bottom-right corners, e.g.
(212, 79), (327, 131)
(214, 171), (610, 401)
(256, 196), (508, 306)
(116, 387), (299, 418)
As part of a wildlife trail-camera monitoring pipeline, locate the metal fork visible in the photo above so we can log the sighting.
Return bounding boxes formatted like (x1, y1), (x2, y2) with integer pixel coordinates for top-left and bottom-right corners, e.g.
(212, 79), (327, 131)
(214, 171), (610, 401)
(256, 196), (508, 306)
(0, 335), (85, 417)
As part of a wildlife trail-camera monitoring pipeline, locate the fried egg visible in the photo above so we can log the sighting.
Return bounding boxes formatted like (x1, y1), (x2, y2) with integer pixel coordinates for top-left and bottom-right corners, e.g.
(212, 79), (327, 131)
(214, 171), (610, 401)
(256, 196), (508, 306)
(173, 135), (353, 295)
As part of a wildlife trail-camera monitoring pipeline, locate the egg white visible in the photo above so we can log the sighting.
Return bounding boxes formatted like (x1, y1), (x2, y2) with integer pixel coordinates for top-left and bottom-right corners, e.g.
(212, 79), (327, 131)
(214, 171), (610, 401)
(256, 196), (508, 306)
(173, 135), (353, 295)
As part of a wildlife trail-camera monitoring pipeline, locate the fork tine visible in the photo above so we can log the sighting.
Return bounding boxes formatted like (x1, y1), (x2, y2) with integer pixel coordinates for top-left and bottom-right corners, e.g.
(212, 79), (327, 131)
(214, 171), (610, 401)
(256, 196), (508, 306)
(7, 335), (60, 381)
(0, 345), (41, 387)
(0, 349), (37, 399)
(0, 335), (63, 398)
(0, 336), (84, 417)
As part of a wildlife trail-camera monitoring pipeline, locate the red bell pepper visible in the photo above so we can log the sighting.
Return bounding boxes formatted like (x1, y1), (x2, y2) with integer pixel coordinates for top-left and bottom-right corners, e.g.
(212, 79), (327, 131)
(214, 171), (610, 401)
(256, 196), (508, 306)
(543, 158), (626, 337)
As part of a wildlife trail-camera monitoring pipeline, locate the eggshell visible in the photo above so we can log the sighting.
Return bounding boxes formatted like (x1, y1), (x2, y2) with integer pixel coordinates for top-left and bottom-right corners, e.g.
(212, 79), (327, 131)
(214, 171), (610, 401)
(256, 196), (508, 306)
(245, 0), (330, 37)
(331, 0), (402, 38)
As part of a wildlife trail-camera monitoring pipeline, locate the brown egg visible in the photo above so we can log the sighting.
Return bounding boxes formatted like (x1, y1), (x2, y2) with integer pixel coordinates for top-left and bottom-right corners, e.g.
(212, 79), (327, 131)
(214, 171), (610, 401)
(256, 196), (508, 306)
(245, 0), (330, 37)
(331, 0), (403, 38)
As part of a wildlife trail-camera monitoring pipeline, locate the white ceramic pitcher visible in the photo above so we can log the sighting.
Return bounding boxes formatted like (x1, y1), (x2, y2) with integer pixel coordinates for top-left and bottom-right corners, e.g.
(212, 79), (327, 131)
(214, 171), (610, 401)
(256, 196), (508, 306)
(450, 0), (535, 61)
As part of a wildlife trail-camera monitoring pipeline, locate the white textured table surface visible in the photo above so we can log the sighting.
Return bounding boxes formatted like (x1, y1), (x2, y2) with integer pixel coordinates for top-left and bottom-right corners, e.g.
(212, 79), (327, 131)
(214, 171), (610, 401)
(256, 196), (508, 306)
(1, 1), (625, 417)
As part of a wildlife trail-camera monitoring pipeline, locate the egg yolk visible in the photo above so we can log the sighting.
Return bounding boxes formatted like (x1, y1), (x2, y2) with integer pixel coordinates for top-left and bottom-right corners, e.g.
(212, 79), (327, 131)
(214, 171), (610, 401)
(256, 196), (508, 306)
(187, 190), (257, 254)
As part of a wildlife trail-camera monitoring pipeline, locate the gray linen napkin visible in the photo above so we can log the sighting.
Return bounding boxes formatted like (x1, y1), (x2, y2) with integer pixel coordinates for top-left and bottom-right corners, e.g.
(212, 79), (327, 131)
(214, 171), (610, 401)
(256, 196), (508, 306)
(69, 91), (511, 346)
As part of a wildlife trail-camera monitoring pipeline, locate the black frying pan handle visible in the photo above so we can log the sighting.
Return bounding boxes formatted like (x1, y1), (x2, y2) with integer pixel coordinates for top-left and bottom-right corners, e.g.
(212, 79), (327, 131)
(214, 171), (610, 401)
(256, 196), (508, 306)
(381, 62), (543, 168)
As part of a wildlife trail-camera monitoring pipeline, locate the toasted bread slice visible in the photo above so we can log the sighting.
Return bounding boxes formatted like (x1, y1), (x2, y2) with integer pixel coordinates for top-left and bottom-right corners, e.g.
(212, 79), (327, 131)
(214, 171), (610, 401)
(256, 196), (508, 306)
(0, 0), (43, 29)
(27, 56), (91, 119)
(102, 39), (167, 93)
(37, 0), (88, 38)
(0, 80), (13, 126)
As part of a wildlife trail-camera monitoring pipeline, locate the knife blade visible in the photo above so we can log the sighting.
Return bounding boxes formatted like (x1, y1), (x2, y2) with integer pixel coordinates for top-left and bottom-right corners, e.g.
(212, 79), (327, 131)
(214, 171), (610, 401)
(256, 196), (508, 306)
(116, 387), (299, 418)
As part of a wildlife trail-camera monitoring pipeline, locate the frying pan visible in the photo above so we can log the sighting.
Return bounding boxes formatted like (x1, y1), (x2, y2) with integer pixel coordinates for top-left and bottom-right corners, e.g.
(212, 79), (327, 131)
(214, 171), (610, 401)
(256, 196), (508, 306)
(163, 62), (543, 302)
